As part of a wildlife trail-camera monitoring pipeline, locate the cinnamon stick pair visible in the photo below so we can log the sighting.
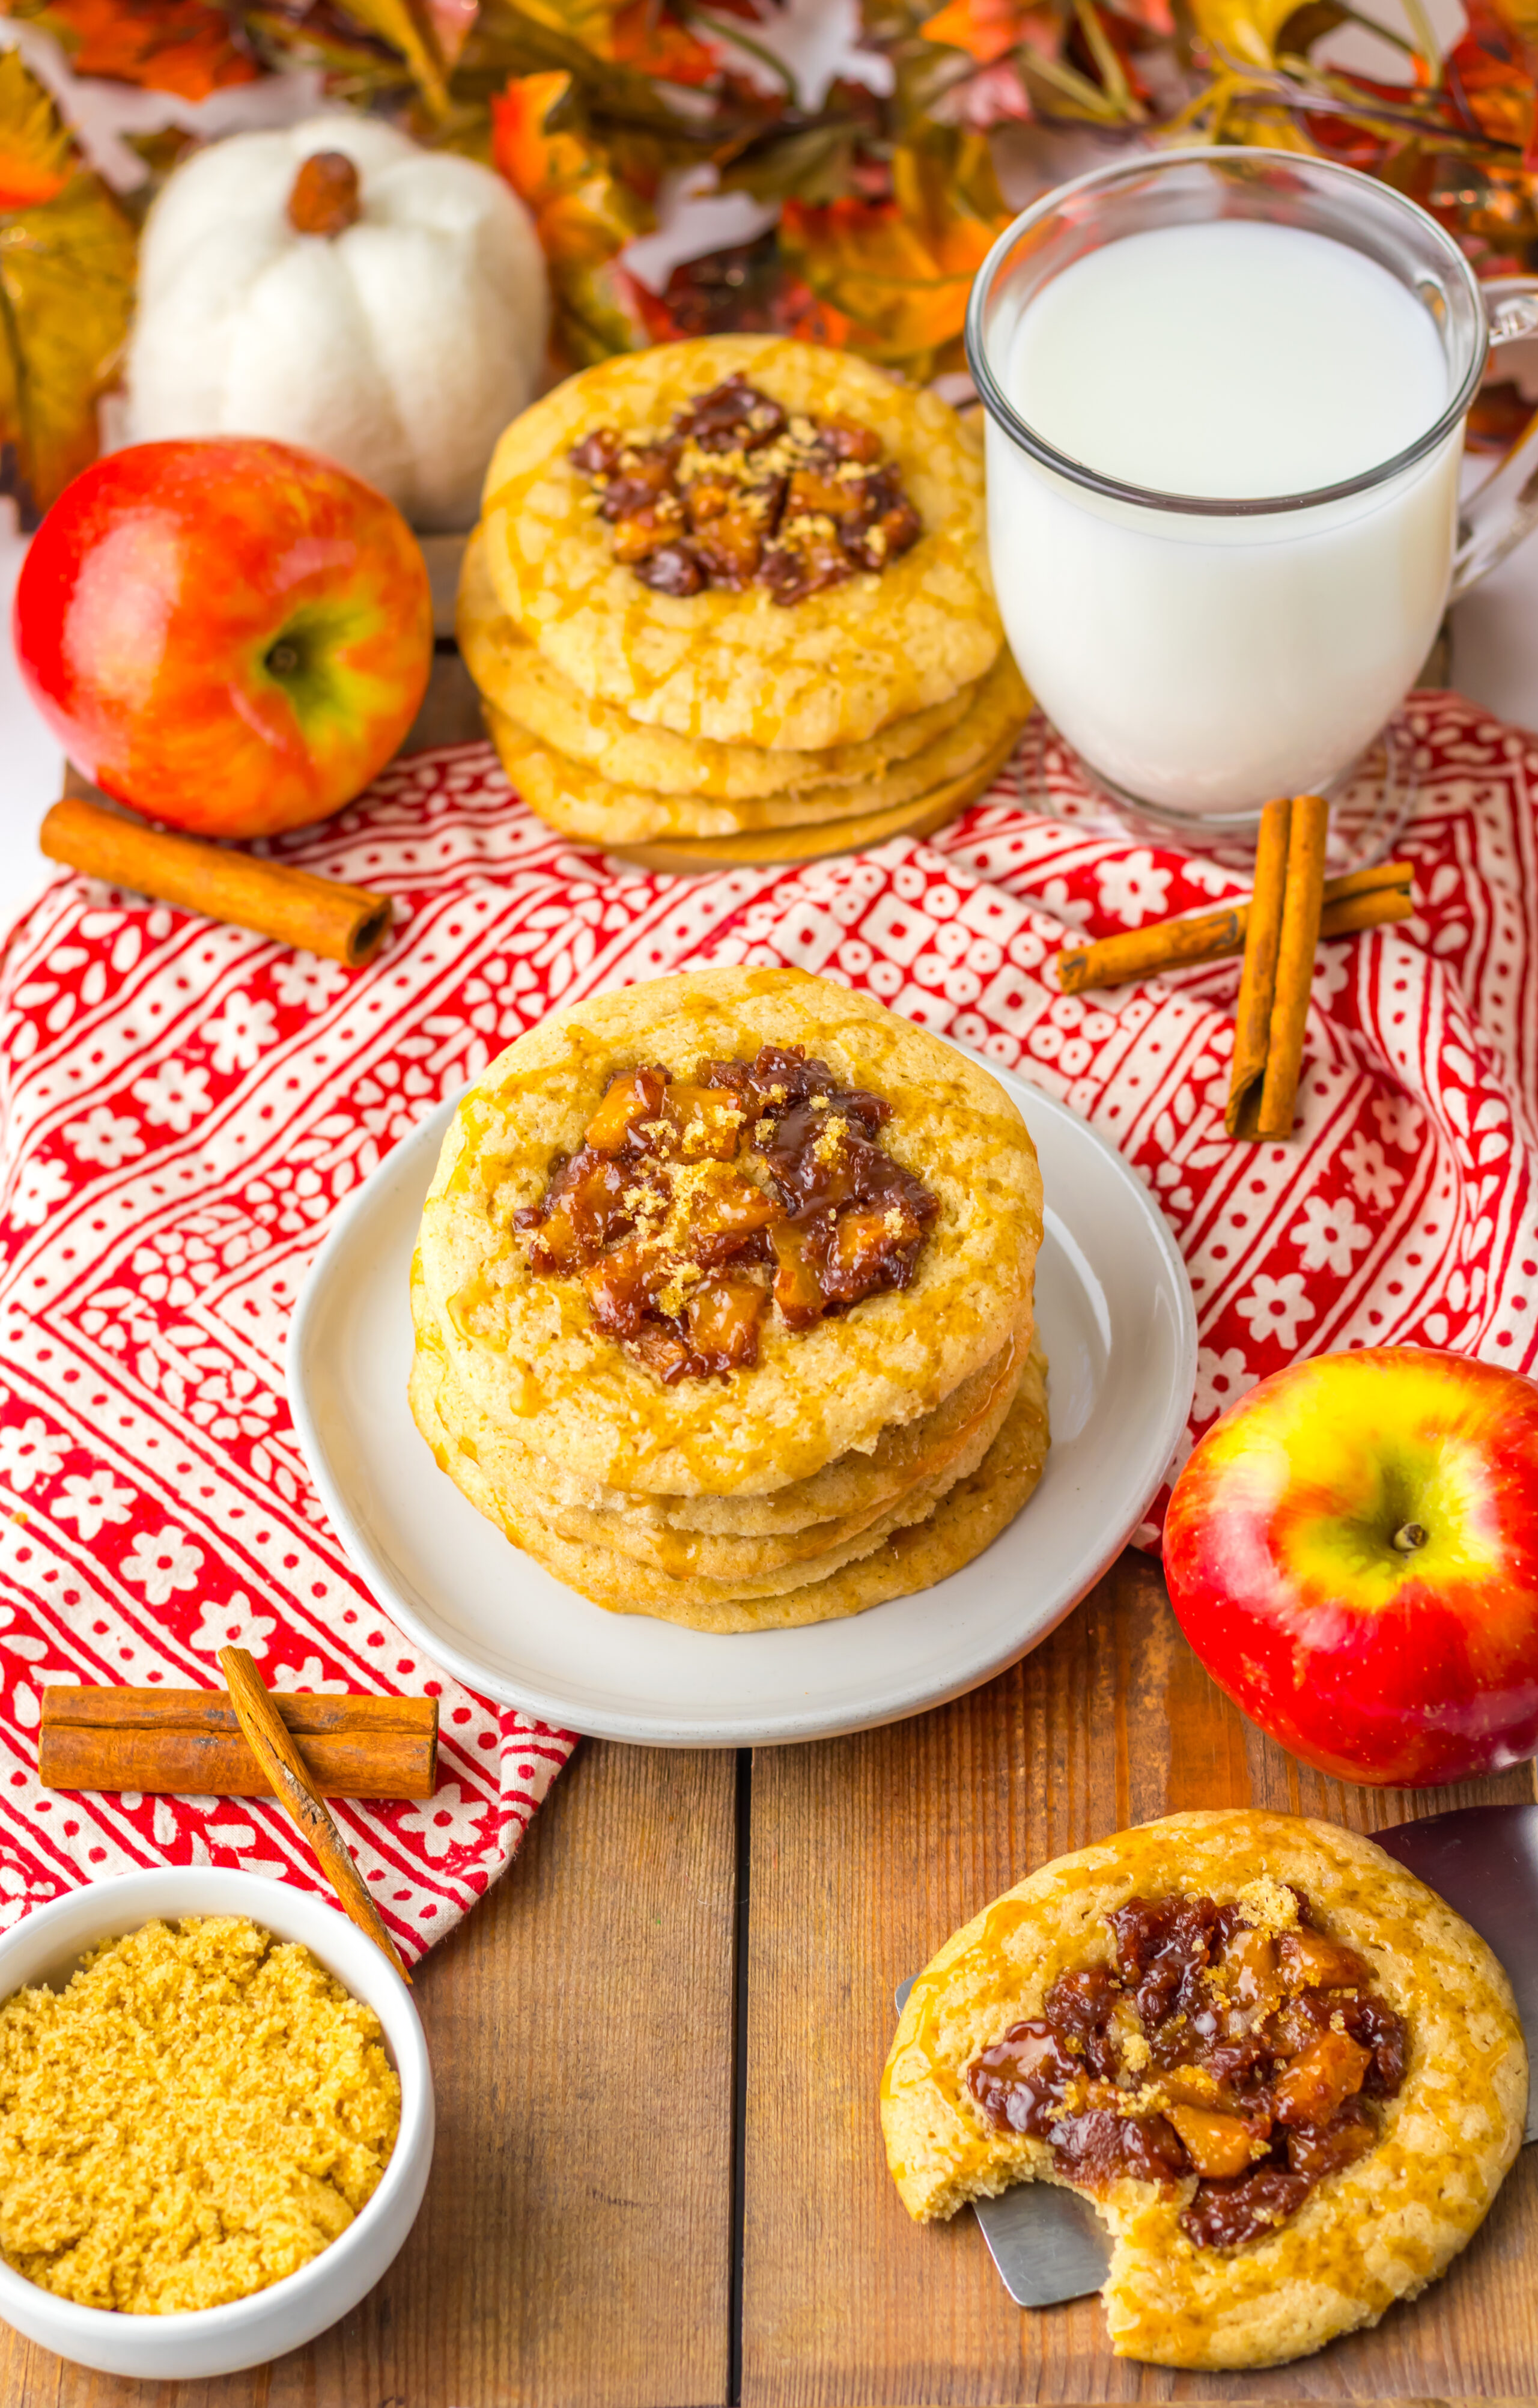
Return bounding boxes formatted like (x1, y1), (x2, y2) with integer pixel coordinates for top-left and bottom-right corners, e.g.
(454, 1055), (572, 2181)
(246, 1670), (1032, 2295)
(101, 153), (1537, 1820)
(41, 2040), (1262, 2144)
(41, 1671), (425, 1983)
(1225, 795), (1330, 1142)
(1055, 857), (1413, 996)
(40, 1684), (437, 1798)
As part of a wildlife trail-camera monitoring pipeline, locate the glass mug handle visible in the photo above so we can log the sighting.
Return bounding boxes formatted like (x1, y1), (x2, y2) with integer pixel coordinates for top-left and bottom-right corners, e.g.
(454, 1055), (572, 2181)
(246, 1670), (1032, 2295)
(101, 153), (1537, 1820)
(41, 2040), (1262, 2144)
(1450, 276), (1538, 600)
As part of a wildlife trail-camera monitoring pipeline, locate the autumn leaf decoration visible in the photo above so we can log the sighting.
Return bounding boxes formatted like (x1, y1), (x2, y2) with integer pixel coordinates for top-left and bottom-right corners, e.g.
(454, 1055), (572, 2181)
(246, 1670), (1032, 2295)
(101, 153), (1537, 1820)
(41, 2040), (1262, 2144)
(3, 0), (1538, 524)
(0, 49), (133, 520)
(11, 0), (260, 100)
(781, 132), (1012, 383)
(490, 67), (652, 362)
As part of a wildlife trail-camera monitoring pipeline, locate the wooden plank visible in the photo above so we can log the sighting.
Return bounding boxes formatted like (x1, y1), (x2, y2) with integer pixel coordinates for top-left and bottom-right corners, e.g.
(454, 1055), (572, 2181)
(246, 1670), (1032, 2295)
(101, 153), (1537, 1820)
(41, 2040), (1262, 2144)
(741, 1550), (1538, 2406)
(0, 1739), (738, 2408)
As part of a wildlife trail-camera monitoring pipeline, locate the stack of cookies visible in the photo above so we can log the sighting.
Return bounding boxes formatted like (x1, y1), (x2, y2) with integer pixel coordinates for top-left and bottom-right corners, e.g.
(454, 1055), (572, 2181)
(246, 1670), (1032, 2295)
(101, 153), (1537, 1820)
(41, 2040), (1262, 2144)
(409, 967), (1048, 1632)
(457, 335), (1031, 865)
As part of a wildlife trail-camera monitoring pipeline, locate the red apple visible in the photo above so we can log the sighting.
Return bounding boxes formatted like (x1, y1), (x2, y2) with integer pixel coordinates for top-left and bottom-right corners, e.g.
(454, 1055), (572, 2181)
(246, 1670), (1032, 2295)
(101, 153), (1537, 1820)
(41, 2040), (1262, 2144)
(14, 437), (433, 840)
(1164, 1347), (1538, 1787)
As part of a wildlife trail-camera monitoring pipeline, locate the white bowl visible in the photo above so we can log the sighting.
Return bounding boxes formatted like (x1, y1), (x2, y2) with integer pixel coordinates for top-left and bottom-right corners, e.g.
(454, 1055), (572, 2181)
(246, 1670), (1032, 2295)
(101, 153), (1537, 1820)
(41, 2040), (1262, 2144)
(0, 1869), (434, 2378)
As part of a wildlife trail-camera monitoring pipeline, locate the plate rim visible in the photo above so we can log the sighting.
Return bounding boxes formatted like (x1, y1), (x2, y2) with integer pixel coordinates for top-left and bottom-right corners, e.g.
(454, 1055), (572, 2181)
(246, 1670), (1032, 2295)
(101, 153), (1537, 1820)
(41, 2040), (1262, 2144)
(286, 1047), (1196, 1745)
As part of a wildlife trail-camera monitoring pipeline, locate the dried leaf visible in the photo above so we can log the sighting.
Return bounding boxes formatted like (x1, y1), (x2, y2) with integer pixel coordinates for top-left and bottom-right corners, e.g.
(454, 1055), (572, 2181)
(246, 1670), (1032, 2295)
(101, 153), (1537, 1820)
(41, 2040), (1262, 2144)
(501, 0), (618, 46)
(717, 120), (860, 206)
(919, 0), (1045, 63)
(339, 0), (451, 107)
(1187, 0), (1316, 69)
(454, 0), (715, 145)
(490, 65), (651, 356)
(607, 0), (720, 82)
(0, 56), (135, 516)
(1445, 0), (1538, 154)
(631, 227), (853, 347)
(239, 1), (418, 93)
(780, 129), (1009, 376)
(491, 66), (647, 255)
(16, 0), (261, 98)
(0, 44), (70, 205)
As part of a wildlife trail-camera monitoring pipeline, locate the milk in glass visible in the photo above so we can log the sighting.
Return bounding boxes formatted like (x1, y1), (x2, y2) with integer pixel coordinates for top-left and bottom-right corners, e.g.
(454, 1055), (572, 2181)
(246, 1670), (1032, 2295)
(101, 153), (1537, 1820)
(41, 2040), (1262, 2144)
(989, 220), (1456, 813)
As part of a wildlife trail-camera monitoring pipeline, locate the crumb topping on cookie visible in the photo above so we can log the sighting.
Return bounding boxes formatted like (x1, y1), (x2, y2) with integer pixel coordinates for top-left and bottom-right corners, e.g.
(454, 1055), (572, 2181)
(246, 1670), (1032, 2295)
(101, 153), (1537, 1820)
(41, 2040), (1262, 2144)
(568, 374), (922, 604)
(514, 1044), (939, 1382)
(966, 1888), (1406, 2251)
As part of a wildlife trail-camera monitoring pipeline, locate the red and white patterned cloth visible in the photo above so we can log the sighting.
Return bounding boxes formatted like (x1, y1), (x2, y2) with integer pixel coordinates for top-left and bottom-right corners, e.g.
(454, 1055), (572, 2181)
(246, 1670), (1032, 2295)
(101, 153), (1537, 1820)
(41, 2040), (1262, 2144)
(1, 687), (1535, 1948)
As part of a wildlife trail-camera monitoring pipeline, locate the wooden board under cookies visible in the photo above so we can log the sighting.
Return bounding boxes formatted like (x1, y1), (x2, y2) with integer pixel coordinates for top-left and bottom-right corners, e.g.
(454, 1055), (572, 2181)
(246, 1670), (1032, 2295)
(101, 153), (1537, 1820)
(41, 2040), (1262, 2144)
(594, 714), (1029, 876)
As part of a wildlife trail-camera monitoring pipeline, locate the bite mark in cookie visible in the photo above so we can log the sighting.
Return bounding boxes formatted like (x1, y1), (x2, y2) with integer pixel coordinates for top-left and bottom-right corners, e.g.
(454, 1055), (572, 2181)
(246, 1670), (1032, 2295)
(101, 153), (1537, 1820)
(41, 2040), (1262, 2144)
(514, 1042), (939, 1382)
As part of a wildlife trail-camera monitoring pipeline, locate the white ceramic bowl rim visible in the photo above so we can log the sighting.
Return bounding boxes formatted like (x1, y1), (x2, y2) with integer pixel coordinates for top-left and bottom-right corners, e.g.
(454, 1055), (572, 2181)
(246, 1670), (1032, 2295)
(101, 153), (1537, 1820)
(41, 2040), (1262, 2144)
(0, 1868), (430, 2344)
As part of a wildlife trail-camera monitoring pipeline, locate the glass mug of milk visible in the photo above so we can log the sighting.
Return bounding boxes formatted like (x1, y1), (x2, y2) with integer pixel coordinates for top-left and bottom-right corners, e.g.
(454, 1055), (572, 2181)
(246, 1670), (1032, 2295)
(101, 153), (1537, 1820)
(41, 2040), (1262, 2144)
(967, 149), (1538, 835)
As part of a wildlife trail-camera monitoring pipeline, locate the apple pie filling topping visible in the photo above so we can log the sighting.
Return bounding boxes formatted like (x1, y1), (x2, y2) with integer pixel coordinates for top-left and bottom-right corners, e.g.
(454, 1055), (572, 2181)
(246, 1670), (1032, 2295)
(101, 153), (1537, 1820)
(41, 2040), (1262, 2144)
(966, 1886), (1406, 2251)
(515, 1045), (939, 1382)
(568, 375), (923, 603)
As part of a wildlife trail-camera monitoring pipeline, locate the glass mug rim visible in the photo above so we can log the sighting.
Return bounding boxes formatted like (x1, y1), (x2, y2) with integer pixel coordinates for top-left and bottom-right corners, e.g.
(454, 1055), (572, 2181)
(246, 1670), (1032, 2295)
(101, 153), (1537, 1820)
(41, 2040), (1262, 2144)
(964, 145), (1488, 521)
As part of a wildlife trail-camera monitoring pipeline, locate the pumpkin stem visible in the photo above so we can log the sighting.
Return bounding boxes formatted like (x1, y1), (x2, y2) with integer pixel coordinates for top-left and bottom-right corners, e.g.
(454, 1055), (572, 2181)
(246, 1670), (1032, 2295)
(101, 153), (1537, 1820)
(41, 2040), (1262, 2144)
(288, 151), (361, 239)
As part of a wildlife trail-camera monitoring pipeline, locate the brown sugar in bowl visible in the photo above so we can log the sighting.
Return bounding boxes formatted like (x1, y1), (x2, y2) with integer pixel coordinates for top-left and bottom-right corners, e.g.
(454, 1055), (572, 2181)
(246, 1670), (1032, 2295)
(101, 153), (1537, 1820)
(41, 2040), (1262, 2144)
(0, 1869), (433, 2379)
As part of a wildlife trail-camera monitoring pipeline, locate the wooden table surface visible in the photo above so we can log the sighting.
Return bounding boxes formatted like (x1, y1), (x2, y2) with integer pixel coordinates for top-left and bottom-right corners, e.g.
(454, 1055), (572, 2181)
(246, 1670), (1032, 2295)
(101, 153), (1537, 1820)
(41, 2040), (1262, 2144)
(4, 1550), (1534, 2408)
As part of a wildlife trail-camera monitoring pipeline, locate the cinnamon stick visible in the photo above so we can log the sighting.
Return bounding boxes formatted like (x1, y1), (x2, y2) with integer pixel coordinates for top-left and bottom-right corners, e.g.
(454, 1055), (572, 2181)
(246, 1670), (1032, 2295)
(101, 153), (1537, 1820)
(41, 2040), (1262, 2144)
(1056, 859), (1413, 994)
(40, 1686), (437, 1799)
(219, 1648), (412, 1983)
(1226, 797), (1294, 1139)
(42, 794), (391, 968)
(1253, 792), (1330, 1141)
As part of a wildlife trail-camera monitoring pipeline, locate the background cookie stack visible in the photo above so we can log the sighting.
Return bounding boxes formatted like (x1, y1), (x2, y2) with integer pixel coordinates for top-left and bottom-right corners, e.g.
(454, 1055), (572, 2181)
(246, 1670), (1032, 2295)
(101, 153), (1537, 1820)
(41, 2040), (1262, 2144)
(458, 335), (1031, 871)
(410, 968), (1048, 1632)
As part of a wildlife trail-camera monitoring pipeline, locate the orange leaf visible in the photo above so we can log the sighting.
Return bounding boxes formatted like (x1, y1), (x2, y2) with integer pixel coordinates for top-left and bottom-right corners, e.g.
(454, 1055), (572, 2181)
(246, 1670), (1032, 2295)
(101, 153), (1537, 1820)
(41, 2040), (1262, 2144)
(491, 70), (651, 359)
(1448, 0), (1538, 155)
(921, 0), (1042, 62)
(0, 46), (71, 207)
(609, 0), (721, 83)
(780, 133), (1009, 373)
(492, 69), (648, 264)
(32, 0), (259, 98)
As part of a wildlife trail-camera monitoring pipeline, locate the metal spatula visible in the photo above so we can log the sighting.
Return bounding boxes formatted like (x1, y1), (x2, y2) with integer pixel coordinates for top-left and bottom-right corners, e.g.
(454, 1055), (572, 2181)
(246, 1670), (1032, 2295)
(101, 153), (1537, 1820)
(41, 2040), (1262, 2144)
(893, 1802), (1538, 2309)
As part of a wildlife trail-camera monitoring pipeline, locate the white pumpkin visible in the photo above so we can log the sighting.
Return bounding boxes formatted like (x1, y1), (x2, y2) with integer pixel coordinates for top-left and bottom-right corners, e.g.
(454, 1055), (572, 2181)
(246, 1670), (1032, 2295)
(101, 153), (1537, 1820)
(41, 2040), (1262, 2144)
(126, 115), (549, 532)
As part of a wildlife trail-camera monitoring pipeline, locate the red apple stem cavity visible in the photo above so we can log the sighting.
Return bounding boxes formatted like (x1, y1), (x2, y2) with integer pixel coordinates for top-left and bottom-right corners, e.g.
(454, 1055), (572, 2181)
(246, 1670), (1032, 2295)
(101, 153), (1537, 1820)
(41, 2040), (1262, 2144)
(1393, 1522), (1428, 1553)
(288, 152), (362, 239)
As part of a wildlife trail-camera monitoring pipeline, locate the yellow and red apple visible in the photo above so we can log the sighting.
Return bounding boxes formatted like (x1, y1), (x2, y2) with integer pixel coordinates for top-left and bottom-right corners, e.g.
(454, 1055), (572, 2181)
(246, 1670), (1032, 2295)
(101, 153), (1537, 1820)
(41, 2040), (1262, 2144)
(14, 437), (432, 840)
(1164, 1347), (1538, 1787)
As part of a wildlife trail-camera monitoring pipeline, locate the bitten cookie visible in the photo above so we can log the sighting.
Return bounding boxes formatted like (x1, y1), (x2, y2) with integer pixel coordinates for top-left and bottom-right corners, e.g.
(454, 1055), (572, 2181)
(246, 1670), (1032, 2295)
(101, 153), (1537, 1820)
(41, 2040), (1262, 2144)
(882, 1809), (1525, 2370)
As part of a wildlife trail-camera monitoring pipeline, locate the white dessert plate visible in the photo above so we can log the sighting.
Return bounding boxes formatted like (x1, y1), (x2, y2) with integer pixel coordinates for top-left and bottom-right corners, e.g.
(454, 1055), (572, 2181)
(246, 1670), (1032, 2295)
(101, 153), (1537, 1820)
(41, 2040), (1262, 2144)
(287, 1048), (1196, 1747)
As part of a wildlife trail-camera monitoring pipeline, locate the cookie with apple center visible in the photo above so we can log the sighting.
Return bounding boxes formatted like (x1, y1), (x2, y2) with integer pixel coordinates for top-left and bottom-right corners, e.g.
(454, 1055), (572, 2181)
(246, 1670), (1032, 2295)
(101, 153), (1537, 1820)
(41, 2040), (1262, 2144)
(409, 966), (1047, 1628)
(412, 965), (1042, 1497)
(883, 1808), (1525, 2371)
(475, 335), (1002, 751)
